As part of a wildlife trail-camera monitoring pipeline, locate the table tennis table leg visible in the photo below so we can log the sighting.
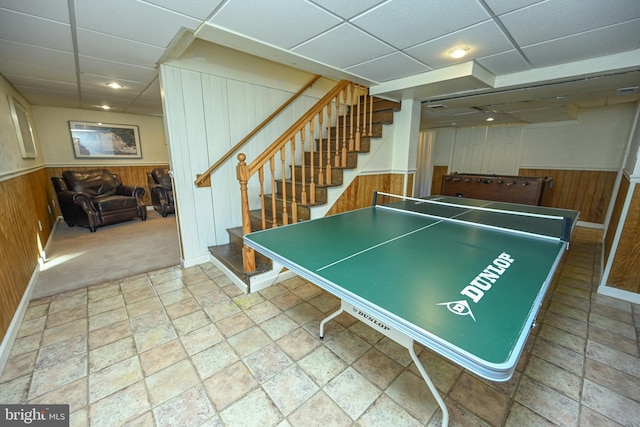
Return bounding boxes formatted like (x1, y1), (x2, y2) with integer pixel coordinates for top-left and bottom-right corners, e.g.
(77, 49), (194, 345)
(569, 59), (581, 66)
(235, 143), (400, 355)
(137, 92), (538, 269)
(408, 341), (449, 426)
(319, 307), (344, 339)
(320, 301), (450, 426)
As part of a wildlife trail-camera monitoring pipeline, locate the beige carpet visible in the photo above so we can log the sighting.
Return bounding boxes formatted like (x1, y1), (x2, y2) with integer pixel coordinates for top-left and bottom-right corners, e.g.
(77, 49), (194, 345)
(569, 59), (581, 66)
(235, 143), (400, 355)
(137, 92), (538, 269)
(32, 210), (181, 300)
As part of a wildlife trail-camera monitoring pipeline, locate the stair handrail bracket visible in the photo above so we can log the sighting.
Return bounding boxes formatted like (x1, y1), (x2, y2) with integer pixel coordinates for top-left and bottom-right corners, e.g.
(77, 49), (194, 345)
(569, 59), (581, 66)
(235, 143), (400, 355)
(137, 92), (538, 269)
(238, 80), (373, 273)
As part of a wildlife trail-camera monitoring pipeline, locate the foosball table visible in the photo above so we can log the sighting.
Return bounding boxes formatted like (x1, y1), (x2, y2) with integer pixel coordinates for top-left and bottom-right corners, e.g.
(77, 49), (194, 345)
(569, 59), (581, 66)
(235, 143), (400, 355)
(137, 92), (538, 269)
(441, 173), (554, 206)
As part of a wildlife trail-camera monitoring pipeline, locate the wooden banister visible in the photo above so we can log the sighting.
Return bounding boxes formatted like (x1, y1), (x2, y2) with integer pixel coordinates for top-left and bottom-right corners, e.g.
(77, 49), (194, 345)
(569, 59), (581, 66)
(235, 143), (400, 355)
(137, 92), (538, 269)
(247, 80), (351, 176)
(194, 74), (321, 187)
(237, 80), (373, 274)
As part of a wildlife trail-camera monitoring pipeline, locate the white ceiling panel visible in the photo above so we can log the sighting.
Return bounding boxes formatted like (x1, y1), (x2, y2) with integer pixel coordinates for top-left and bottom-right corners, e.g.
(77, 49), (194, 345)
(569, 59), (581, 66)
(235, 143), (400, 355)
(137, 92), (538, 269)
(0, 9), (73, 52)
(0, 40), (75, 71)
(476, 50), (531, 75)
(293, 24), (395, 69)
(0, 0), (639, 121)
(1, 62), (76, 84)
(483, 0), (544, 15)
(346, 52), (431, 83)
(74, 0), (201, 48)
(523, 20), (640, 68)
(209, 0), (341, 50)
(0, 0), (70, 22)
(142, 0), (224, 20)
(405, 20), (515, 69)
(500, 0), (640, 46)
(310, 0), (385, 19)
(351, 0), (490, 49)
(76, 29), (166, 66)
(78, 57), (157, 84)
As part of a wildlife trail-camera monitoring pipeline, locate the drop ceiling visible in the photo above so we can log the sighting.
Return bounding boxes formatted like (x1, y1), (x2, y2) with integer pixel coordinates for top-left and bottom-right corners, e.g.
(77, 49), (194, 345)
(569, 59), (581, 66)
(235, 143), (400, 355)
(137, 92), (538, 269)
(1, 0), (639, 127)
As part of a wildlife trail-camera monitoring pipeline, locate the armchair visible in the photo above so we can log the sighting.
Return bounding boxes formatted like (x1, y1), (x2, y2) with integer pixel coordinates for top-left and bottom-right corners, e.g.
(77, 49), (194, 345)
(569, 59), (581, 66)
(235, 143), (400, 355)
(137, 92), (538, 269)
(51, 169), (146, 232)
(147, 167), (175, 217)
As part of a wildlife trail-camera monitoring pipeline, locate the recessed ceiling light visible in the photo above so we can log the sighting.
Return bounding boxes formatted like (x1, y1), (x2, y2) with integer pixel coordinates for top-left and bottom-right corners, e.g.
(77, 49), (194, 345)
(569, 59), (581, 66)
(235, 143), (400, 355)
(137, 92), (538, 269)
(107, 82), (123, 89)
(100, 105), (111, 110)
(486, 117), (494, 122)
(449, 47), (469, 59)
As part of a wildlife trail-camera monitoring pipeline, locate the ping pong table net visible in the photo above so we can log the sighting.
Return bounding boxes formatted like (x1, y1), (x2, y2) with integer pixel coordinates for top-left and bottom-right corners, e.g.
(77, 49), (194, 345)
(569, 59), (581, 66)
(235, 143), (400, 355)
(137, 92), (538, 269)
(372, 191), (575, 243)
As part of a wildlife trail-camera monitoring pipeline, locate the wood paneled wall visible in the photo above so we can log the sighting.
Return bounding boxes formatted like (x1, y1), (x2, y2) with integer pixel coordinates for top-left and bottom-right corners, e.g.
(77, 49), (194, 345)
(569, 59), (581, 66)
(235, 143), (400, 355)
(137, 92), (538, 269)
(518, 169), (617, 224)
(47, 165), (170, 214)
(431, 166), (615, 224)
(0, 168), (55, 340)
(607, 177), (640, 293)
(326, 173), (414, 215)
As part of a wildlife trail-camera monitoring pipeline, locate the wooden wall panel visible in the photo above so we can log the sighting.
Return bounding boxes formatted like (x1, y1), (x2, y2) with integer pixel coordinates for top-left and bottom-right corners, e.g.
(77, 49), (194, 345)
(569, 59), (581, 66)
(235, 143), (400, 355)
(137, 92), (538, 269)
(519, 169), (616, 224)
(431, 165), (449, 197)
(0, 168), (54, 340)
(47, 165), (169, 214)
(608, 179), (640, 294)
(326, 173), (413, 215)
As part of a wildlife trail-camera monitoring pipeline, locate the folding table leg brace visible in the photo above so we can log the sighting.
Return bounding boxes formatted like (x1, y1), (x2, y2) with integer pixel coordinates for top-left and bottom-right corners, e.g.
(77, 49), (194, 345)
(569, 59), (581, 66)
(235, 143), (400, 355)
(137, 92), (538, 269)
(319, 300), (450, 426)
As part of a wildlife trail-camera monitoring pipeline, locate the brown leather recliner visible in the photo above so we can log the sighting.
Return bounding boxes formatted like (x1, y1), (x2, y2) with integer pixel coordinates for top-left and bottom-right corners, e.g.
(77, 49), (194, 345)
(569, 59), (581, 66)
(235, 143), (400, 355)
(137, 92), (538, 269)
(51, 169), (146, 232)
(147, 167), (175, 217)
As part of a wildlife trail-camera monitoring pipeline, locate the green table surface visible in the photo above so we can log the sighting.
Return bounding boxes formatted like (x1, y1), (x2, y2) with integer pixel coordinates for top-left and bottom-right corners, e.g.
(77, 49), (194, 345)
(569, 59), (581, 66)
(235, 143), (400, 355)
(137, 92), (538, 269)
(244, 196), (578, 380)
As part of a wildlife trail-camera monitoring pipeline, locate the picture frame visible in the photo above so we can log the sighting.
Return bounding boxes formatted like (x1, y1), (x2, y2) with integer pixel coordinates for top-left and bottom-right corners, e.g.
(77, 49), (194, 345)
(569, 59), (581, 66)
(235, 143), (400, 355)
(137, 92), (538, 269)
(69, 121), (142, 159)
(8, 96), (37, 159)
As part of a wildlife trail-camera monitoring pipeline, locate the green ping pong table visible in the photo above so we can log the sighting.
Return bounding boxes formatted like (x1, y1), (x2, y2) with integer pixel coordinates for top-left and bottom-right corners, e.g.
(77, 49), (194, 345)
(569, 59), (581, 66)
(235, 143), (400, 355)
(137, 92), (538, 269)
(244, 193), (579, 425)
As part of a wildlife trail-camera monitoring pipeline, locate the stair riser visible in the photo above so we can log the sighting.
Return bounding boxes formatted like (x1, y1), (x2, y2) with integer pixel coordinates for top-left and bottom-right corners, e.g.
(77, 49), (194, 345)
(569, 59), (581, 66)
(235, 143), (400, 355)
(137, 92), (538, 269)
(276, 181), (327, 204)
(312, 136), (371, 153)
(304, 151), (359, 169)
(337, 110), (395, 126)
(292, 165), (343, 186)
(263, 195), (311, 220)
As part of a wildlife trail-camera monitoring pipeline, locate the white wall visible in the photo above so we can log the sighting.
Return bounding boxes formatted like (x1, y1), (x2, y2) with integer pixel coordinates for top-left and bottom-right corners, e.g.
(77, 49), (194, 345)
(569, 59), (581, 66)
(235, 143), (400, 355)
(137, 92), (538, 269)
(431, 103), (637, 173)
(520, 104), (635, 170)
(31, 106), (168, 166)
(0, 76), (45, 178)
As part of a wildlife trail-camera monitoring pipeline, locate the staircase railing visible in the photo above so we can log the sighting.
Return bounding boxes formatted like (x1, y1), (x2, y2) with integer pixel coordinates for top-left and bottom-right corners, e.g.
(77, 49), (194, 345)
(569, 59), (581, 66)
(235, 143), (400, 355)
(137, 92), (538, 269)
(237, 80), (373, 272)
(194, 75), (321, 187)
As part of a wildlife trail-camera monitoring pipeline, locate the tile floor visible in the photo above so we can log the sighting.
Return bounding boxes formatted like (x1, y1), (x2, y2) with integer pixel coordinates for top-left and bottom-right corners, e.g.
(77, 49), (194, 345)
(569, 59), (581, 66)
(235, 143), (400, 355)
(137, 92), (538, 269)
(1, 227), (639, 426)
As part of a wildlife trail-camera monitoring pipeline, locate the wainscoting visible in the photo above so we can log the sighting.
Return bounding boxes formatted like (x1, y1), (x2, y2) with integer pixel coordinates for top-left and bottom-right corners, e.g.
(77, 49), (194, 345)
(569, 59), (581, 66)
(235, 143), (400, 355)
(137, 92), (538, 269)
(0, 168), (53, 338)
(326, 173), (414, 215)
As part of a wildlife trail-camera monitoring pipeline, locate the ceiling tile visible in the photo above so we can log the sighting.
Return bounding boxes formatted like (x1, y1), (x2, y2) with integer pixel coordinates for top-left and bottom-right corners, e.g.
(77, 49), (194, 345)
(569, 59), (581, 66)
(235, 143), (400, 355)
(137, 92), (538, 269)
(352, 0), (490, 49)
(405, 20), (513, 68)
(483, 0), (544, 15)
(142, 0), (224, 20)
(476, 50), (531, 75)
(0, 61), (76, 84)
(76, 29), (166, 67)
(0, 9), (73, 51)
(0, 40), (75, 71)
(209, 0), (341, 49)
(0, 0), (69, 22)
(523, 20), (640, 68)
(293, 24), (394, 69)
(74, 0), (201, 48)
(346, 52), (431, 82)
(15, 85), (80, 108)
(310, 0), (386, 19)
(79, 56), (157, 83)
(500, 0), (640, 46)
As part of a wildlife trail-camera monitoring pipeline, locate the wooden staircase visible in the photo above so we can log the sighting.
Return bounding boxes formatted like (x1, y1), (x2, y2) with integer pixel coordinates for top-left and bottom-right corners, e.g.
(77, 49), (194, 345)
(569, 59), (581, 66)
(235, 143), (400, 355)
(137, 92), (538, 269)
(209, 94), (401, 286)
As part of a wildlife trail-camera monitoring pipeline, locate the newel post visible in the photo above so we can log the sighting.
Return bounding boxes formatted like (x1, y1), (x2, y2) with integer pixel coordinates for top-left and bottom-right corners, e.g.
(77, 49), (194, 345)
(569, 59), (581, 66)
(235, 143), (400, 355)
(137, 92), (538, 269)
(237, 153), (255, 272)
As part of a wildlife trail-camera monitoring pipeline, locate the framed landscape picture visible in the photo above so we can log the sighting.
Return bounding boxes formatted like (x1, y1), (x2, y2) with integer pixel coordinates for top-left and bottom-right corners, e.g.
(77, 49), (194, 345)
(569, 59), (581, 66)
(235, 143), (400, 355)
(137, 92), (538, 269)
(69, 121), (142, 159)
(8, 96), (37, 159)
